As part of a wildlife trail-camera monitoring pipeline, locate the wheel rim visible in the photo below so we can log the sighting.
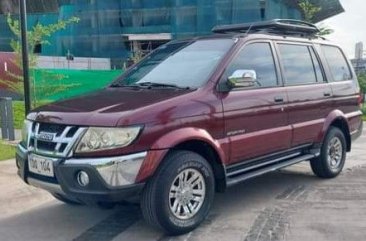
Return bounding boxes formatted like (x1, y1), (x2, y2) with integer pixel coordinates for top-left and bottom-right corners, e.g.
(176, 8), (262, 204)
(168, 168), (206, 220)
(327, 136), (343, 169)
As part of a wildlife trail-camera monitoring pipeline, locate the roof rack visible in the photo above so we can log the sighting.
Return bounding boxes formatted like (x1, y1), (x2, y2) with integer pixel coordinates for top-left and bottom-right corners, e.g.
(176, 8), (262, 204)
(212, 19), (320, 37)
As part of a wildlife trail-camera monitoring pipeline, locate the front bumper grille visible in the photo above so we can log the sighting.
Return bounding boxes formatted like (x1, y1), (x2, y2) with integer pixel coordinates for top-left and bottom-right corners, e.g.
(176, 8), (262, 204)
(26, 122), (86, 157)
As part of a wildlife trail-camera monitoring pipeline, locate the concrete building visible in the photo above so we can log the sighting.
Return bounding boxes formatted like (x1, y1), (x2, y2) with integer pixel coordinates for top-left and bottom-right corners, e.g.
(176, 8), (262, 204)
(351, 42), (366, 74)
(355, 42), (364, 60)
(0, 0), (344, 65)
(351, 58), (366, 75)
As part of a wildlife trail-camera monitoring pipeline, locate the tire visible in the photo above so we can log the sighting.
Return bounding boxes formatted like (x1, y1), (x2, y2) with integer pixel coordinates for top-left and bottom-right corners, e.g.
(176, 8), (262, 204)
(52, 193), (84, 205)
(141, 150), (215, 235)
(310, 127), (347, 178)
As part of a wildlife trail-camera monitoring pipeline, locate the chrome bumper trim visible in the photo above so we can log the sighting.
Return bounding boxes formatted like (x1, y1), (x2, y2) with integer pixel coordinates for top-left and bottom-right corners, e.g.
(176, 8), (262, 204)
(64, 151), (148, 166)
(64, 151), (148, 187)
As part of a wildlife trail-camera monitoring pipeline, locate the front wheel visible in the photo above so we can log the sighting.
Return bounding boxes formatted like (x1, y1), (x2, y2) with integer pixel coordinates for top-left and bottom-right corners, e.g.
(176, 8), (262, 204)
(310, 127), (347, 178)
(141, 151), (215, 235)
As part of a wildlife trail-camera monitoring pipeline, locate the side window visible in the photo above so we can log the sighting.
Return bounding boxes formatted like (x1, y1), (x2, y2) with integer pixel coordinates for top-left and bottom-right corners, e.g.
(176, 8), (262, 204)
(321, 45), (352, 81)
(278, 44), (317, 85)
(309, 47), (325, 82)
(224, 42), (278, 88)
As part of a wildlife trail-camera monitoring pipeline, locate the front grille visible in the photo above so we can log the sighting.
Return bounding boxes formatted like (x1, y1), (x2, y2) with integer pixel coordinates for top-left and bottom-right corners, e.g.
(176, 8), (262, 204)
(26, 122), (86, 157)
(38, 123), (65, 136)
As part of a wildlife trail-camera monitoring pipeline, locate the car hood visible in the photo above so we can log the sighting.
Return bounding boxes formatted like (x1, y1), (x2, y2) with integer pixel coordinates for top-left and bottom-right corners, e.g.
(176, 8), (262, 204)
(29, 87), (194, 126)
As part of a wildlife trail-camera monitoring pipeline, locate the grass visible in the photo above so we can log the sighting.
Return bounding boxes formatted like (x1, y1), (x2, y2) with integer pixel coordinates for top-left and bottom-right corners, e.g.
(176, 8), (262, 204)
(13, 101), (26, 129)
(0, 141), (15, 161)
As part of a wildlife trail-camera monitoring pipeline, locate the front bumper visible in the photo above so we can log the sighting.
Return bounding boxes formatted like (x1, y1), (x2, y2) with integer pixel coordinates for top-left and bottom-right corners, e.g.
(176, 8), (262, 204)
(16, 145), (146, 205)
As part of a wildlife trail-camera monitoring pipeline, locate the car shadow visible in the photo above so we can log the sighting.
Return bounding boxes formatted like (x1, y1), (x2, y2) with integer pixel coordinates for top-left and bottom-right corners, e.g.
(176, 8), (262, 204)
(0, 165), (330, 241)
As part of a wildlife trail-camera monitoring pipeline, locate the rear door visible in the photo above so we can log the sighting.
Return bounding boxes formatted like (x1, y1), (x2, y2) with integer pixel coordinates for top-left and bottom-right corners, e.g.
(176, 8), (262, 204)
(276, 42), (333, 147)
(220, 41), (291, 165)
(320, 45), (363, 134)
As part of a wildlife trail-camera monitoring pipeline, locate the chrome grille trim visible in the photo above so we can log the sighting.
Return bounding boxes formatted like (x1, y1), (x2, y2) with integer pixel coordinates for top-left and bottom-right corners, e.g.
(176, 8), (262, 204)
(27, 122), (86, 157)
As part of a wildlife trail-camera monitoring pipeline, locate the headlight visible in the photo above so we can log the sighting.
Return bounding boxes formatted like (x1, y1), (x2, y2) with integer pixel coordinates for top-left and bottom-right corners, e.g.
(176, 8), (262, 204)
(75, 126), (141, 153)
(21, 120), (32, 145)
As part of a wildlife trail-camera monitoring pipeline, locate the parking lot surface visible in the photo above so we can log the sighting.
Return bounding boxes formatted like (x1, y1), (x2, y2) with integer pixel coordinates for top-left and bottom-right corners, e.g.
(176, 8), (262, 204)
(0, 127), (365, 241)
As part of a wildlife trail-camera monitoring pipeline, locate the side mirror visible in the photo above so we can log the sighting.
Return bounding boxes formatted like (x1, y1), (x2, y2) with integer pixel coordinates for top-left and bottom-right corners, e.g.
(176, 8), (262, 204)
(228, 70), (258, 88)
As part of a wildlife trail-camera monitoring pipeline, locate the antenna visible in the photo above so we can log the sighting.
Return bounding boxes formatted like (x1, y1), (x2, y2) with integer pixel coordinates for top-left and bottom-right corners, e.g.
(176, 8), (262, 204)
(245, 24), (253, 35)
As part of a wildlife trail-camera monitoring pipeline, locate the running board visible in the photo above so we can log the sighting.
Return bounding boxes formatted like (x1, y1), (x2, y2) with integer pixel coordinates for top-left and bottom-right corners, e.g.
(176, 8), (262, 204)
(226, 154), (316, 187)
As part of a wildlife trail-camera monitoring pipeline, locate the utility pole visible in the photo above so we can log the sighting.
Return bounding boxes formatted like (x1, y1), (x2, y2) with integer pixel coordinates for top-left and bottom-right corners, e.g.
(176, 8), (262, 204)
(19, 0), (31, 114)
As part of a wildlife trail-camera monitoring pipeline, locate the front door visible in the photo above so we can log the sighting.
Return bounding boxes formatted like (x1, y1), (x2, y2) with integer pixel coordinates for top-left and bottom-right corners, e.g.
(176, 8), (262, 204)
(220, 41), (291, 165)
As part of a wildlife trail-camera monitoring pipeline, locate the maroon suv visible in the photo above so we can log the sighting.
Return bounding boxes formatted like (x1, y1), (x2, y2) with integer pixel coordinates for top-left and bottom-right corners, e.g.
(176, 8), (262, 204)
(16, 20), (363, 235)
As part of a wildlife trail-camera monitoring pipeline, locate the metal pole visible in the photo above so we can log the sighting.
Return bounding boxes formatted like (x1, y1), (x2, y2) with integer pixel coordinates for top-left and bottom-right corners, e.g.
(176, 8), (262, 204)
(0, 97), (15, 141)
(0, 98), (9, 140)
(19, 0), (31, 115)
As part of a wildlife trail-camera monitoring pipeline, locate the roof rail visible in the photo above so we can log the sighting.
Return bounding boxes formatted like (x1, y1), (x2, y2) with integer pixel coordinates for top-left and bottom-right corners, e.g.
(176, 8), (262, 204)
(212, 19), (320, 37)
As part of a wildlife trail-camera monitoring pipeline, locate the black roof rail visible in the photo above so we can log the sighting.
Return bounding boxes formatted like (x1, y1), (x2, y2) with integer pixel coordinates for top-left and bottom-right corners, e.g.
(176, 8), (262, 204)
(212, 19), (320, 37)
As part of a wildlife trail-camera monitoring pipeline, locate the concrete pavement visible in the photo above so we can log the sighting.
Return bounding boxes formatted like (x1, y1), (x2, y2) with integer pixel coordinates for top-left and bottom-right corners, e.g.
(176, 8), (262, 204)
(0, 126), (365, 241)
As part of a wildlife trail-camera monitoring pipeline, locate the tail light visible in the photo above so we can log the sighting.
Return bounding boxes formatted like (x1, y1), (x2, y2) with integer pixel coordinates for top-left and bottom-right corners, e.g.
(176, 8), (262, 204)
(358, 93), (364, 109)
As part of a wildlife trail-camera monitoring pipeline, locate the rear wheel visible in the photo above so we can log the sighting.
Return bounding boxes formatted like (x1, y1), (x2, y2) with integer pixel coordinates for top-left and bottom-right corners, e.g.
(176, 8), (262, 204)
(141, 151), (215, 235)
(310, 127), (347, 178)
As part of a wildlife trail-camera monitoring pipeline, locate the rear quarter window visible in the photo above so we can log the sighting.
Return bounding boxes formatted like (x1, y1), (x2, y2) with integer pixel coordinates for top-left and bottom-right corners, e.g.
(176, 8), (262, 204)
(321, 45), (352, 82)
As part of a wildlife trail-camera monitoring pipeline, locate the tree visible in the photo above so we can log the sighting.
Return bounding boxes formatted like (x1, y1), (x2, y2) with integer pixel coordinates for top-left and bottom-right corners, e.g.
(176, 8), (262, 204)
(298, 0), (320, 22)
(358, 73), (366, 94)
(0, 15), (79, 107)
(298, 0), (333, 36)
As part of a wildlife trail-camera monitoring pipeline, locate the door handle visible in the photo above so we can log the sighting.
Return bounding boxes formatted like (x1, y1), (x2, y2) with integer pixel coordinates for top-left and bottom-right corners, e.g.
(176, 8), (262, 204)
(323, 92), (331, 97)
(274, 96), (284, 103)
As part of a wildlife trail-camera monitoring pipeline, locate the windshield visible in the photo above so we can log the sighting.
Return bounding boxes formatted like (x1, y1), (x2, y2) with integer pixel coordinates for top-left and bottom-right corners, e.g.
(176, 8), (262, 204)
(112, 39), (234, 88)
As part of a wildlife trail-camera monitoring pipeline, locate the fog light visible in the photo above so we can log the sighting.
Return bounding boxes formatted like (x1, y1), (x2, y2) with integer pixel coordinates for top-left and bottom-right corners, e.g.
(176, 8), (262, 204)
(76, 171), (89, 187)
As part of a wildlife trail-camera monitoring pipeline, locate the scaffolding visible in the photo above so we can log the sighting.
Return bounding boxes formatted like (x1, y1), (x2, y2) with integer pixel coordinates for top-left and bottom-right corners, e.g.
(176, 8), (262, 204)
(0, 0), (343, 60)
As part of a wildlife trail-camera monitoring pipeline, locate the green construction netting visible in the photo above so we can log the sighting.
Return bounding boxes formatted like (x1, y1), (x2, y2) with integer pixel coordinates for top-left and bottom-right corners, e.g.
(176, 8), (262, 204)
(0, 0), (344, 59)
(32, 69), (122, 103)
(1, 0), (304, 58)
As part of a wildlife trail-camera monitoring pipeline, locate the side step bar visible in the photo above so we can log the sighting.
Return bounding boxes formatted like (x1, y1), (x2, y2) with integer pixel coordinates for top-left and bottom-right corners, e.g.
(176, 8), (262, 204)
(226, 153), (316, 187)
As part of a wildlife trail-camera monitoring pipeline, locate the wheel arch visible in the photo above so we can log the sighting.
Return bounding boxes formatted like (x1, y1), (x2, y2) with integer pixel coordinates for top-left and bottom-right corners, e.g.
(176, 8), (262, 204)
(172, 140), (227, 192)
(136, 128), (228, 191)
(319, 110), (351, 152)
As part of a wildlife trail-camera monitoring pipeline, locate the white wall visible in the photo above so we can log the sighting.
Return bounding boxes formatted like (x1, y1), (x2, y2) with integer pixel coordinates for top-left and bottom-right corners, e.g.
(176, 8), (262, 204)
(36, 56), (111, 70)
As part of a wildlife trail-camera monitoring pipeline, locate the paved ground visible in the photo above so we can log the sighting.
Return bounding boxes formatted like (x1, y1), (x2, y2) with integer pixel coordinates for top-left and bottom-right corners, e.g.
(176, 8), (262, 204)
(0, 127), (365, 241)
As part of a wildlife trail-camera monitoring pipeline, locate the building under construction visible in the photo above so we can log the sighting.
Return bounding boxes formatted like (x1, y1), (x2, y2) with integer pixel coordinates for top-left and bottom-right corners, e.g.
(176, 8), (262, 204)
(0, 0), (344, 62)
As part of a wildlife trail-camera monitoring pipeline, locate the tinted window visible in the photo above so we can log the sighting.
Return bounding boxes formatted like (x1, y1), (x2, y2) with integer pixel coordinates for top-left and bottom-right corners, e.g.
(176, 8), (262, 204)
(321, 45), (352, 81)
(309, 47), (324, 82)
(224, 43), (278, 88)
(278, 44), (317, 85)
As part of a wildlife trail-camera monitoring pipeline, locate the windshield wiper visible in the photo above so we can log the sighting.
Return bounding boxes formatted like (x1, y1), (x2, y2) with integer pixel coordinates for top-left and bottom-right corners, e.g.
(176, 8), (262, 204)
(136, 82), (191, 89)
(109, 83), (141, 88)
(110, 82), (192, 90)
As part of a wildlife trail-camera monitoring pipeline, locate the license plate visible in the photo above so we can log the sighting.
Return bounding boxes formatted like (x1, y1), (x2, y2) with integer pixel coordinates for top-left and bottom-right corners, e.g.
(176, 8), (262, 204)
(28, 154), (55, 177)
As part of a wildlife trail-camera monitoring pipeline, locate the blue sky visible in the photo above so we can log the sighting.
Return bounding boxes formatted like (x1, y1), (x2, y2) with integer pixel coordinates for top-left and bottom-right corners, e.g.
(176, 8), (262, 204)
(322, 0), (366, 58)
